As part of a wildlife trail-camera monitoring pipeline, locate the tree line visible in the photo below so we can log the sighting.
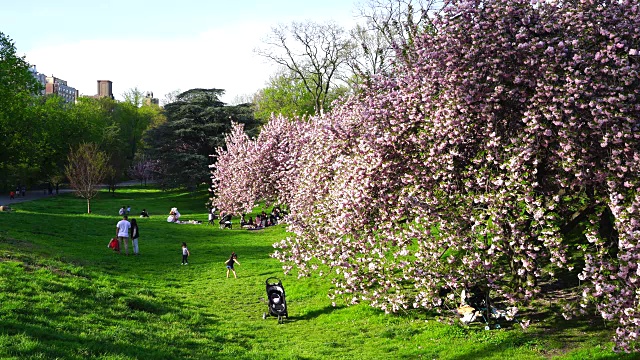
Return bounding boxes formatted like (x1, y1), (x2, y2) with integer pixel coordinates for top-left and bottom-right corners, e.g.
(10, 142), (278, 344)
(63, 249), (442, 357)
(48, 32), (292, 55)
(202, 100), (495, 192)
(1, 32), (262, 206)
(0, 32), (165, 192)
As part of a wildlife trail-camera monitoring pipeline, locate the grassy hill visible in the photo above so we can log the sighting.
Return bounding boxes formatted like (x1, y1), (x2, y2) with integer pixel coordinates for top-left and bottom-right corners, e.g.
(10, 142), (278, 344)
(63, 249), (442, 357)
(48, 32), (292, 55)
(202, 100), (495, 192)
(0, 187), (632, 359)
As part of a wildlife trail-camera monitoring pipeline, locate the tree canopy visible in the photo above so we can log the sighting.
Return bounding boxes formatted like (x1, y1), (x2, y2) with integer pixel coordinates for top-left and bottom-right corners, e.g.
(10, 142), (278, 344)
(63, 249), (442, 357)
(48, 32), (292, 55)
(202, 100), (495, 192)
(145, 88), (260, 190)
(256, 21), (353, 115)
(0, 32), (43, 186)
(252, 70), (350, 122)
(0, 40), (163, 193)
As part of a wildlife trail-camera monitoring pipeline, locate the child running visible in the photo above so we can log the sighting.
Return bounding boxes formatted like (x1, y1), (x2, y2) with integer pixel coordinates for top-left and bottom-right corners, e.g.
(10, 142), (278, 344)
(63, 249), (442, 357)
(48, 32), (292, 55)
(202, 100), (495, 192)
(181, 242), (190, 265)
(225, 252), (241, 278)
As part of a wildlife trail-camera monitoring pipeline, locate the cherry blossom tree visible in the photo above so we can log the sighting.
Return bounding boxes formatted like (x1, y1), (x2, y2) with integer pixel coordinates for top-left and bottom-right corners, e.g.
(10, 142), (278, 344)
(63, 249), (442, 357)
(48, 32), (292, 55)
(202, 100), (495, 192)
(214, 0), (640, 351)
(210, 123), (257, 215)
(128, 155), (155, 186)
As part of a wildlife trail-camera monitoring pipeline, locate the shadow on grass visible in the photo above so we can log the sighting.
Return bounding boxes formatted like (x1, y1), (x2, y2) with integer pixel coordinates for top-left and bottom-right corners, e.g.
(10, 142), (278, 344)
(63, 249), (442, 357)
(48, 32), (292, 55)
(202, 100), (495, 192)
(0, 320), (227, 359)
(289, 304), (346, 321)
(0, 288), (226, 359)
(439, 311), (636, 360)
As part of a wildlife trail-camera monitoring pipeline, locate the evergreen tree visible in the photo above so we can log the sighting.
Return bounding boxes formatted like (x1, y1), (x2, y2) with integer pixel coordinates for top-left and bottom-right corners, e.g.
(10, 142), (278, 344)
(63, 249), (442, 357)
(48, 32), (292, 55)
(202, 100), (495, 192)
(145, 88), (260, 190)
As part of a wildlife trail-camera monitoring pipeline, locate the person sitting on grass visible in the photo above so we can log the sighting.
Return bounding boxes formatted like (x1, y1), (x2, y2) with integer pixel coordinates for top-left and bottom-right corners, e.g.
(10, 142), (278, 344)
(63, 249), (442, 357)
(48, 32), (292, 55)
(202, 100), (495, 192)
(140, 209), (150, 218)
(242, 216), (256, 229)
(254, 215), (263, 229)
(167, 207), (181, 223)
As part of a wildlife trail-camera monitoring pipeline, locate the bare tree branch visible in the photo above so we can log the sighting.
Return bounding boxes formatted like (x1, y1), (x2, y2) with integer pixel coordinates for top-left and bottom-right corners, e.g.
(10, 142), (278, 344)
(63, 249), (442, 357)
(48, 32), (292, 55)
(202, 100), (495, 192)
(351, 0), (448, 73)
(255, 21), (354, 115)
(65, 143), (110, 213)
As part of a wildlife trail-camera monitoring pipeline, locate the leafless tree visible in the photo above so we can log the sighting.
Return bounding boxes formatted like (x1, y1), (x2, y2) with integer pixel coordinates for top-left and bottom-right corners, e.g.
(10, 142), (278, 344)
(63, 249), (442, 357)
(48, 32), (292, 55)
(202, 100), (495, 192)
(353, 0), (447, 68)
(162, 89), (181, 106)
(356, 0), (446, 43)
(346, 22), (394, 84)
(65, 143), (110, 213)
(229, 93), (255, 106)
(255, 21), (354, 115)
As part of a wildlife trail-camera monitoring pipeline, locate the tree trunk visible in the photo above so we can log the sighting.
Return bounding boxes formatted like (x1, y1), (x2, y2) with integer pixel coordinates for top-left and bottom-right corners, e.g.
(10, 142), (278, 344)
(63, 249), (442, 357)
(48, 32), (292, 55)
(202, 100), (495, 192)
(87, 198), (91, 214)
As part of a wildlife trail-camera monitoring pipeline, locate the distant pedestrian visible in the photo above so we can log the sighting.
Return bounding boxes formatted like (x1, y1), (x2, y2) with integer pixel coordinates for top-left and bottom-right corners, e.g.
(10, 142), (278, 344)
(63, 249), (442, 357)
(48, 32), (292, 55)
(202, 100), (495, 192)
(181, 242), (190, 265)
(126, 205), (131, 215)
(20, 186), (25, 197)
(225, 252), (240, 278)
(9, 191), (14, 200)
(119, 206), (126, 216)
(208, 208), (215, 225)
(130, 218), (140, 255)
(116, 215), (131, 255)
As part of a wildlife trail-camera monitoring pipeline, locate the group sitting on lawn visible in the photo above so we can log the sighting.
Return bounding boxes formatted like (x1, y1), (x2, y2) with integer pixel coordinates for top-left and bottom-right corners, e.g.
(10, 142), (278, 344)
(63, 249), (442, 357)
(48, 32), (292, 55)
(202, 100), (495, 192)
(240, 208), (284, 230)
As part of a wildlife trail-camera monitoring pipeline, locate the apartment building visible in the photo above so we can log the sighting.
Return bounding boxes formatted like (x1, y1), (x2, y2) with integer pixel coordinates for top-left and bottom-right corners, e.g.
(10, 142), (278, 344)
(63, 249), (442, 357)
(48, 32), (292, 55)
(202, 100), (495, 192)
(28, 65), (46, 95)
(45, 76), (79, 103)
(29, 65), (78, 103)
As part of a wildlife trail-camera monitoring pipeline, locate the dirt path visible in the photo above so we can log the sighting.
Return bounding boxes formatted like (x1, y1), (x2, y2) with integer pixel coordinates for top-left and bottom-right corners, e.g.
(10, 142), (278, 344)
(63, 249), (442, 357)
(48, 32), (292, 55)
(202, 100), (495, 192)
(0, 180), (146, 207)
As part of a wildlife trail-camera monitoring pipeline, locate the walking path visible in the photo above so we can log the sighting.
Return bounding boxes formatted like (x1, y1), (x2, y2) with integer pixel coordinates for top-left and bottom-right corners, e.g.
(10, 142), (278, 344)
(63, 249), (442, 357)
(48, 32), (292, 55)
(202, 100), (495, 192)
(0, 180), (144, 207)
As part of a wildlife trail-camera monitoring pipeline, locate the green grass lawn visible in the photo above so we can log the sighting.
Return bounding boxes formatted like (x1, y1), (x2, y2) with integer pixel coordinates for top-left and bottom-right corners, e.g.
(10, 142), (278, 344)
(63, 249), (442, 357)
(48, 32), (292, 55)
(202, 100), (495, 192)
(0, 187), (632, 359)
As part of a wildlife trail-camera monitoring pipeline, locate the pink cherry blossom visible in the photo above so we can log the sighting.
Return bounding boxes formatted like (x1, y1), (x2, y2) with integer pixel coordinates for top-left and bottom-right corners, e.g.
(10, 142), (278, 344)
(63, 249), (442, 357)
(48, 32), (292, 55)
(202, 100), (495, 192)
(213, 0), (640, 352)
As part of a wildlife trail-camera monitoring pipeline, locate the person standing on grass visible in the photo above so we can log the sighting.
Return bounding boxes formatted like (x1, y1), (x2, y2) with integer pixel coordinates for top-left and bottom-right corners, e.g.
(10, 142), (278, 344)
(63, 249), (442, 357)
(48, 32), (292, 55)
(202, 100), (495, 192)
(181, 242), (190, 265)
(116, 215), (131, 255)
(225, 252), (240, 278)
(208, 207), (215, 225)
(130, 218), (140, 255)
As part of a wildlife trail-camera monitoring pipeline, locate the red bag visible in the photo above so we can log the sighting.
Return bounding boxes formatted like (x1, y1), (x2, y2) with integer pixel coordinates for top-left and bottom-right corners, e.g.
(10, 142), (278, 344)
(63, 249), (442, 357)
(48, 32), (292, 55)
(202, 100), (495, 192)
(108, 238), (120, 252)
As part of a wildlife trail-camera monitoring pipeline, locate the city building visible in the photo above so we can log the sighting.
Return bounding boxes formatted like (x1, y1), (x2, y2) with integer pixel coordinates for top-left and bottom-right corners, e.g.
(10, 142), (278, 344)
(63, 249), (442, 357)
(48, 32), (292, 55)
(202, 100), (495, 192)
(144, 91), (159, 106)
(45, 75), (79, 103)
(96, 80), (114, 99)
(28, 65), (47, 95)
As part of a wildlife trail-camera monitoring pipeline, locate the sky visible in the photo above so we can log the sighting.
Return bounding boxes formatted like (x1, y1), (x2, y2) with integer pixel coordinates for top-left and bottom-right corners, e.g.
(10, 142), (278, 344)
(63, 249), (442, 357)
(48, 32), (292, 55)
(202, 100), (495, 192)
(2, 0), (359, 104)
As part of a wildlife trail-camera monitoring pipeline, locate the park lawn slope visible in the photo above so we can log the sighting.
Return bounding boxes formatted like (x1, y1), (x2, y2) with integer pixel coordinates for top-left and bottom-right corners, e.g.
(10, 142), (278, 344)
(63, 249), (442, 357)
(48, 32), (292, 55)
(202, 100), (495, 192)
(0, 187), (633, 359)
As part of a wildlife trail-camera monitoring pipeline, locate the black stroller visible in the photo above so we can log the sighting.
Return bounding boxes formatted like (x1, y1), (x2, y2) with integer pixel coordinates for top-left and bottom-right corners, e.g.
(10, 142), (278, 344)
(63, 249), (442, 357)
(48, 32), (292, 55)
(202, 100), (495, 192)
(219, 213), (232, 229)
(262, 277), (288, 323)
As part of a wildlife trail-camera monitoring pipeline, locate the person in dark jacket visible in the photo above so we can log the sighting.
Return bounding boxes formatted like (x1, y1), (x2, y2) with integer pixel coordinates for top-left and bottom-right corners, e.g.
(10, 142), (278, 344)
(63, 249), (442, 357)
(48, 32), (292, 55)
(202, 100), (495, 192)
(130, 219), (140, 255)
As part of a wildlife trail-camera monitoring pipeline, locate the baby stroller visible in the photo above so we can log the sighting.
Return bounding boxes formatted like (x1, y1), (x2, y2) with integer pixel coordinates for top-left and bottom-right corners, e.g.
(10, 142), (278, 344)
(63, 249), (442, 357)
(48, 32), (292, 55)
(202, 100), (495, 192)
(219, 213), (232, 229)
(458, 286), (519, 330)
(262, 277), (288, 323)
